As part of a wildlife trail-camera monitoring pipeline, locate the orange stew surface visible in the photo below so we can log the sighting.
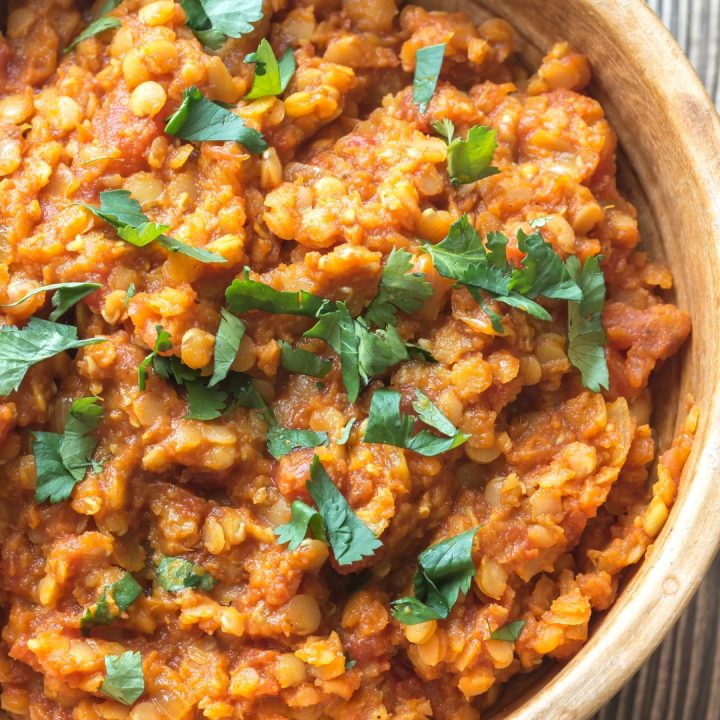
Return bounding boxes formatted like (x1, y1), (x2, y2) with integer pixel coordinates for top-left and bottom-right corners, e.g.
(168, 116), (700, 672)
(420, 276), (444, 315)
(0, 1), (696, 719)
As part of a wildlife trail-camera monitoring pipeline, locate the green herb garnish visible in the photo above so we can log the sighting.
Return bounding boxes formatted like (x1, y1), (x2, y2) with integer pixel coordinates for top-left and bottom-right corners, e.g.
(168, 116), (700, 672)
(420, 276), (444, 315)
(32, 397), (104, 504)
(180, 0), (264, 49)
(0, 282), (101, 321)
(278, 341), (332, 378)
(274, 455), (382, 565)
(363, 388), (469, 457)
(266, 426), (329, 460)
(391, 527), (479, 624)
(245, 39), (296, 99)
(79, 190), (226, 263)
(0, 319), (105, 397)
(566, 255), (609, 391)
(364, 248), (432, 327)
(155, 556), (217, 592)
(226, 268), (325, 316)
(65, 15), (120, 53)
(413, 44), (446, 113)
(138, 325), (172, 391)
(432, 119), (500, 186)
(490, 619), (526, 642)
(164, 87), (267, 154)
(81, 573), (143, 635)
(209, 309), (246, 387)
(101, 651), (145, 706)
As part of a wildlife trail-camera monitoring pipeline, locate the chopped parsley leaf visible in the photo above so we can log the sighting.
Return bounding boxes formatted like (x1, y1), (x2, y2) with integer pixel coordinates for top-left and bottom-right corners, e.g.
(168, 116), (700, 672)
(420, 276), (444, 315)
(364, 248), (433, 328)
(180, 0), (264, 49)
(0, 318), (105, 398)
(337, 418), (356, 446)
(209, 309), (246, 388)
(278, 341), (332, 378)
(363, 388), (470, 457)
(65, 15), (120, 53)
(32, 397), (104, 504)
(433, 120), (501, 186)
(0, 282), (101, 322)
(391, 527), (479, 624)
(245, 39), (296, 99)
(226, 268), (325, 316)
(566, 255), (609, 391)
(155, 556), (217, 592)
(81, 573), (143, 635)
(274, 455), (382, 565)
(101, 651), (145, 706)
(79, 190), (226, 263)
(490, 619), (526, 642)
(274, 500), (327, 550)
(138, 325), (172, 391)
(413, 43), (446, 113)
(266, 426), (329, 460)
(164, 86), (267, 155)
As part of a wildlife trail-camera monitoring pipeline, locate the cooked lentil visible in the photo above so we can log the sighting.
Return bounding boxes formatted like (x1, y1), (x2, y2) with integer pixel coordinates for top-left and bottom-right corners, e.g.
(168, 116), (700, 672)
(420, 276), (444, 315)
(0, 1), (696, 718)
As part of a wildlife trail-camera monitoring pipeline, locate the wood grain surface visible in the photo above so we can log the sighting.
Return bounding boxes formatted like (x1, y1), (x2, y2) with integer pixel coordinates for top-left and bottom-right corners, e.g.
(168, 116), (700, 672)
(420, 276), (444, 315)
(595, 3), (720, 719)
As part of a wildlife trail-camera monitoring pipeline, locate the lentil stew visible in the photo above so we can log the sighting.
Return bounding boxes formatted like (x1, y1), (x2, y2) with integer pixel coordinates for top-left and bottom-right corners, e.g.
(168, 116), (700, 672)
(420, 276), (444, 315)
(0, 1), (696, 719)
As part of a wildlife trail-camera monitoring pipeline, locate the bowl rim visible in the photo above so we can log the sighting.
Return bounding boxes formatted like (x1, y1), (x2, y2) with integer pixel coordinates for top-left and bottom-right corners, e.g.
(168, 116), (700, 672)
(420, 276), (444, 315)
(478, 1), (720, 718)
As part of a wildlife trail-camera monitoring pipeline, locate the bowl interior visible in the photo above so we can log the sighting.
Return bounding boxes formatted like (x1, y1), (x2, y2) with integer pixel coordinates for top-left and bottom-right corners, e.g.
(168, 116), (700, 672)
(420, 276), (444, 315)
(414, 0), (720, 717)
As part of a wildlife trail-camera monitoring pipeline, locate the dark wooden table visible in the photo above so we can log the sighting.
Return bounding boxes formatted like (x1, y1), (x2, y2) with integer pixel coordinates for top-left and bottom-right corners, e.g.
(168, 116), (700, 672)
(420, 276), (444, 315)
(595, 2), (720, 719)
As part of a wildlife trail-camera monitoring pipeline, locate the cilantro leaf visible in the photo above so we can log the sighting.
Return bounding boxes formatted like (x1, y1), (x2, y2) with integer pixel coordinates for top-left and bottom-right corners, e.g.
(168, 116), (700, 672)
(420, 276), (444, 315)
(445, 125), (500, 186)
(156, 556), (218, 592)
(278, 341), (332, 378)
(363, 388), (469, 457)
(226, 269), (325, 316)
(391, 527), (479, 624)
(101, 651), (145, 706)
(125, 283), (136, 307)
(79, 190), (227, 263)
(185, 380), (227, 420)
(490, 620), (526, 642)
(0, 318), (105, 397)
(164, 87), (267, 154)
(180, 0), (264, 47)
(138, 325), (172, 391)
(423, 216), (582, 325)
(566, 255), (609, 392)
(356, 322), (409, 383)
(364, 248), (432, 328)
(266, 426), (329, 460)
(0, 282), (101, 322)
(33, 397), (104, 504)
(431, 118), (455, 144)
(209, 309), (245, 387)
(65, 16), (120, 53)
(81, 573), (143, 635)
(245, 40), (296, 99)
(337, 418), (355, 446)
(413, 44), (445, 113)
(274, 500), (327, 550)
(306, 456), (382, 565)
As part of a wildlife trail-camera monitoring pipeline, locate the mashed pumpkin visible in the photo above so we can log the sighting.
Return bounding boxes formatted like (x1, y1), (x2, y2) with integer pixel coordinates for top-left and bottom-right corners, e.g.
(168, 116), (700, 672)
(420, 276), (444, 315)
(0, 1), (696, 719)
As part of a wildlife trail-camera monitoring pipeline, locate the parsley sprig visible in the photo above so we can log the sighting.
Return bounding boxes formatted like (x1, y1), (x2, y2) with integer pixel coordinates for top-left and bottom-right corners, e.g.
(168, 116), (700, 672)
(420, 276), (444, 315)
(155, 556), (217, 592)
(101, 651), (145, 706)
(164, 86), (267, 154)
(490, 619), (526, 642)
(65, 2), (121, 53)
(32, 397), (105, 504)
(0, 318), (105, 397)
(413, 44), (446, 113)
(79, 190), (226, 263)
(274, 455), (382, 565)
(81, 572), (143, 635)
(180, 0), (264, 49)
(245, 39), (296, 99)
(363, 388), (470, 457)
(391, 527), (479, 624)
(432, 119), (500, 186)
(0, 282), (101, 322)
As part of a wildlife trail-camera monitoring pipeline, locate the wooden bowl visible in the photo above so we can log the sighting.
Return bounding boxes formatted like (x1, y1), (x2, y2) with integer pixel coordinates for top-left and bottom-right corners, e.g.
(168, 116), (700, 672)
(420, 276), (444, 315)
(418, 0), (720, 717)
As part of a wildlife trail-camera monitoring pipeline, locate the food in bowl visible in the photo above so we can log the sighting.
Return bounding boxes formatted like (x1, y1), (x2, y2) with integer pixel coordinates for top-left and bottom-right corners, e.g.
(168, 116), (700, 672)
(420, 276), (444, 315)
(0, 0), (697, 718)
